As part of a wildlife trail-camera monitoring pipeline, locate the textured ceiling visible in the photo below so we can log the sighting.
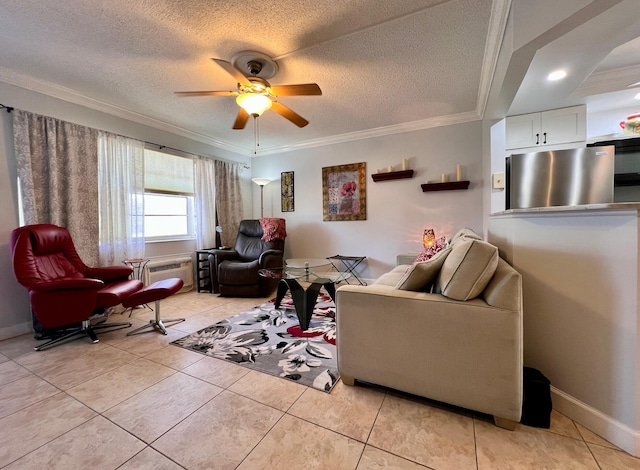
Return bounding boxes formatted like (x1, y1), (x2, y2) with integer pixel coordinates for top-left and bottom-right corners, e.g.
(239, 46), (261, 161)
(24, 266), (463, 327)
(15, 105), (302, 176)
(0, 0), (498, 156)
(0, 0), (638, 157)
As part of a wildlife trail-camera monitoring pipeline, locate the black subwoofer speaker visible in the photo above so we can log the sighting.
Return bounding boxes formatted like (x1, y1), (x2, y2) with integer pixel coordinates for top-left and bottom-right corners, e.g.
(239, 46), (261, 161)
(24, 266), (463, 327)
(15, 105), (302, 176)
(521, 367), (552, 428)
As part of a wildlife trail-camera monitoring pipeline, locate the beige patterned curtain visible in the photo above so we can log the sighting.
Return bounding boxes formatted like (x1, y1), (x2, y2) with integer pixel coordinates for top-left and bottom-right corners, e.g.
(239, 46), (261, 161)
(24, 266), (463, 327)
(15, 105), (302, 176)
(13, 110), (100, 265)
(214, 160), (244, 248)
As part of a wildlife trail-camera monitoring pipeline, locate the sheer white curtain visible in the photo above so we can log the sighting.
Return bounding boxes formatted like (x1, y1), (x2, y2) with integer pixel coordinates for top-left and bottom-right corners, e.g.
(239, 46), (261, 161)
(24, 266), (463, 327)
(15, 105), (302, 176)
(97, 131), (145, 266)
(195, 156), (217, 249)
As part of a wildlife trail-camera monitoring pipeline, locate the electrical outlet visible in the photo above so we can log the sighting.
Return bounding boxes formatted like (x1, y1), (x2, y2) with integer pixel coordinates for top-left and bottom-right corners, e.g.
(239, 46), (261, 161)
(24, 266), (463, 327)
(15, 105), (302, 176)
(492, 173), (505, 189)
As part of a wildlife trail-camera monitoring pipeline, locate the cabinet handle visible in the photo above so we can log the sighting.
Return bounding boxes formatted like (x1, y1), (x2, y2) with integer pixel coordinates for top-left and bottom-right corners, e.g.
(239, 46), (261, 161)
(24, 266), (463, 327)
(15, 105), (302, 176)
(543, 132), (547, 144)
(536, 133), (540, 145)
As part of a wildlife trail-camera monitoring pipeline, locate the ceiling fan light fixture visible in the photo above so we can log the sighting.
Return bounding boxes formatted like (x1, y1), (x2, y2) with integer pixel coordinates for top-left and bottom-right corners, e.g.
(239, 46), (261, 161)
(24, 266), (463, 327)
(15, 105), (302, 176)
(236, 93), (272, 116)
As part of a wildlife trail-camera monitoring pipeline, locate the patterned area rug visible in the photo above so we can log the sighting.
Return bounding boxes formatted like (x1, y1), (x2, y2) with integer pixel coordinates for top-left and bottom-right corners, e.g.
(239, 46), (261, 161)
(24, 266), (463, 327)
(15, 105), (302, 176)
(171, 293), (340, 392)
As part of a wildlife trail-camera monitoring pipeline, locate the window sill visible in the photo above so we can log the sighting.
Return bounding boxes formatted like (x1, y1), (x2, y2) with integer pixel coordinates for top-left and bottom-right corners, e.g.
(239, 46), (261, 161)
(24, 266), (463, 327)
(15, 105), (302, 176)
(145, 237), (197, 244)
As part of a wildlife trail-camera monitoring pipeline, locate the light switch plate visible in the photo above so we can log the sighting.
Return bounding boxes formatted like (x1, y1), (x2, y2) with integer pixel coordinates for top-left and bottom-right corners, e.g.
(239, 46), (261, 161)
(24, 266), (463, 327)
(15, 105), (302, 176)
(492, 173), (505, 189)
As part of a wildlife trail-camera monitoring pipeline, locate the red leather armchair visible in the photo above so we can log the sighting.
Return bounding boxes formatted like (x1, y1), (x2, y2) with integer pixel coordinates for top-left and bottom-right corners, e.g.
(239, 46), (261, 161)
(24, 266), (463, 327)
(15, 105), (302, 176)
(10, 224), (143, 350)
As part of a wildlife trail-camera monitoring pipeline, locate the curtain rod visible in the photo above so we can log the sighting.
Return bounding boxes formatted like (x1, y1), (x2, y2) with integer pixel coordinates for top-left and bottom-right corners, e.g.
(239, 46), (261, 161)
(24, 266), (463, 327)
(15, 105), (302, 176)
(143, 140), (250, 170)
(0, 105), (249, 169)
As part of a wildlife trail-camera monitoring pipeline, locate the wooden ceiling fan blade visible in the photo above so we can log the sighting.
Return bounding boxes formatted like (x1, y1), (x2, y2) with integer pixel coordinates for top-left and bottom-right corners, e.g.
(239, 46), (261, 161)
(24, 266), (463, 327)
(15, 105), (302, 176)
(270, 101), (309, 127)
(174, 91), (236, 97)
(232, 108), (250, 130)
(269, 83), (322, 96)
(212, 58), (252, 87)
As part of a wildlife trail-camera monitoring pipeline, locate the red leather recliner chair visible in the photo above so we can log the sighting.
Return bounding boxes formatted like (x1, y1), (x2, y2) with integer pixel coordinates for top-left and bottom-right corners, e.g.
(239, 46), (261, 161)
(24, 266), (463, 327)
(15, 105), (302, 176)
(10, 224), (143, 351)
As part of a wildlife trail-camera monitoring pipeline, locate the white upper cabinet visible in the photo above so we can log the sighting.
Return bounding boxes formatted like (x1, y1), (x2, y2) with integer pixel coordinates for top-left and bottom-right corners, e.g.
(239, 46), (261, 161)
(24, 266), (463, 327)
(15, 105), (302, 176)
(505, 105), (586, 150)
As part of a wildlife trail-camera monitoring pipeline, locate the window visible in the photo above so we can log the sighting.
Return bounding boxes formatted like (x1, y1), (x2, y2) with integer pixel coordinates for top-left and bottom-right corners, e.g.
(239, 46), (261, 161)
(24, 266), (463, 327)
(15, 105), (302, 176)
(144, 193), (194, 239)
(144, 148), (195, 241)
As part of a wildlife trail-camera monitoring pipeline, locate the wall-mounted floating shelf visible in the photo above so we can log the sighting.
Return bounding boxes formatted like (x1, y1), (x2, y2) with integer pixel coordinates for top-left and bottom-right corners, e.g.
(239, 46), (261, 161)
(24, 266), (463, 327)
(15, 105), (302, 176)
(421, 181), (470, 192)
(371, 170), (414, 182)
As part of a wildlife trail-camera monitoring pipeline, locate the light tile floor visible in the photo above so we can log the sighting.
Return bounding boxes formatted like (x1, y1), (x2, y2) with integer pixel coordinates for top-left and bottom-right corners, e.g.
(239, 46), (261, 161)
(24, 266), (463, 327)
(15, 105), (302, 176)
(1, 291), (640, 469)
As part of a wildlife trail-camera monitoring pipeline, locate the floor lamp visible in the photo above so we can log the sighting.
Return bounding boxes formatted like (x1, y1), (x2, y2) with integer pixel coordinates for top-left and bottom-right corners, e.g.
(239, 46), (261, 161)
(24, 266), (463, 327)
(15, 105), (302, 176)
(251, 178), (271, 218)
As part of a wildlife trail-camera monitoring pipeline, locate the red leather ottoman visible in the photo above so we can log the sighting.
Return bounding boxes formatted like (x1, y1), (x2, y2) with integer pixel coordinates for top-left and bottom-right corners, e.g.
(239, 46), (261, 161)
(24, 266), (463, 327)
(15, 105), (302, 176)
(123, 278), (185, 335)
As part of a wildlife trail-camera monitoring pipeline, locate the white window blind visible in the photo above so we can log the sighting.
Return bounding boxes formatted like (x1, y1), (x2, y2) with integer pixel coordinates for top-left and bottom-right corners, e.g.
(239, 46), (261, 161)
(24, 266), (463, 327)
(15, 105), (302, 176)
(144, 149), (194, 195)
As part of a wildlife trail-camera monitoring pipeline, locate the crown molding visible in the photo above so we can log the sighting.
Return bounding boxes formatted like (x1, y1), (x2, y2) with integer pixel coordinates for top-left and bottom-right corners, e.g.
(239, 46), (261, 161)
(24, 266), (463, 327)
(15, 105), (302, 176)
(476, 0), (512, 118)
(254, 110), (481, 156)
(0, 65), (484, 158)
(573, 64), (640, 98)
(0, 67), (247, 156)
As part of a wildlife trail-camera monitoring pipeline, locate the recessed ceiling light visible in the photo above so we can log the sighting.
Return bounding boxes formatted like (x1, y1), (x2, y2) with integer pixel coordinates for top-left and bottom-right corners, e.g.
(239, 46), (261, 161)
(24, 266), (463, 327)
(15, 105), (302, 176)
(547, 70), (567, 81)
(635, 92), (640, 100)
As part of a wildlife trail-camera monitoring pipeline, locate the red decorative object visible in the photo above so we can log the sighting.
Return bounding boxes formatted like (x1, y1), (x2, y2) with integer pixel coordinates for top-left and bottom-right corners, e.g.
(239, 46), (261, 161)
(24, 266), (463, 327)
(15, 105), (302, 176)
(260, 217), (287, 242)
(415, 236), (448, 262)
(340, 181), (357, 197)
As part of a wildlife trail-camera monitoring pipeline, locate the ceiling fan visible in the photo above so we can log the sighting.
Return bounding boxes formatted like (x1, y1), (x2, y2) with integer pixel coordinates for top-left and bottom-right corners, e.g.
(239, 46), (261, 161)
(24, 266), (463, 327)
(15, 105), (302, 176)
(175, 51), (322, 130)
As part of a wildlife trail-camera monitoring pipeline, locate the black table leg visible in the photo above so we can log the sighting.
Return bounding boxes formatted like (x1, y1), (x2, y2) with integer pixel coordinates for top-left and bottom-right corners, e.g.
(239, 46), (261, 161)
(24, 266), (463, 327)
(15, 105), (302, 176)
(275, 279), (289, 309)
(285, 279), (326, 331)
(323, 282), (337, 302)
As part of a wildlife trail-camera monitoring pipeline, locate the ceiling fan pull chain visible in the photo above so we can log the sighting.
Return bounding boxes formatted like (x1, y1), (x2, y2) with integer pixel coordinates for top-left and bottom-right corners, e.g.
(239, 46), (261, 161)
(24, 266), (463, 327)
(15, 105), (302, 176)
(253, 115), (259, 155)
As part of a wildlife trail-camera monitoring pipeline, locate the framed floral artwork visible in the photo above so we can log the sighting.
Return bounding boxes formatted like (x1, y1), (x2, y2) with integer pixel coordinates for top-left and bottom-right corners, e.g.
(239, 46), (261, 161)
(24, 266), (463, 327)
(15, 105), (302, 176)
(281, 171), (294, 212)
(322, 162), (367, 221)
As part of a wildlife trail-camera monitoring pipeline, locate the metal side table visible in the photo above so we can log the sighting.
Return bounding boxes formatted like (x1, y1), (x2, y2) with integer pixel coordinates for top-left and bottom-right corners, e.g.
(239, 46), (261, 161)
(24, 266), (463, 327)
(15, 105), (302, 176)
(327, 255), (367, 285)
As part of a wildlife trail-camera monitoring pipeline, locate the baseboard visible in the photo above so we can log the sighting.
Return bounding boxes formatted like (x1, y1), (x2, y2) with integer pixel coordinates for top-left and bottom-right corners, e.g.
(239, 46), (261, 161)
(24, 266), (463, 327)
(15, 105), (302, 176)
(551, 386), (640, 457)
(0, 321), (32, 342)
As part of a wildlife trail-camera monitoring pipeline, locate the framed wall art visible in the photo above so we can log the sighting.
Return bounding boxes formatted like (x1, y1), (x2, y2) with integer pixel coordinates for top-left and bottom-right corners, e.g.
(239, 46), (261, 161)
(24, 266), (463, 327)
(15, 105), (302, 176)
(281, 171), (294, 212)
(322, 162), (367, 221)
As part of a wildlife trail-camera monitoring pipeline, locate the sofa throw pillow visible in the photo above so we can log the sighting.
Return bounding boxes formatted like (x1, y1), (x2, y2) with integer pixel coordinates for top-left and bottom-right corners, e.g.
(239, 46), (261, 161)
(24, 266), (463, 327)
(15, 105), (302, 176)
(450, 228), (482, 246)
(395, 247), (452, 291)
(436, 238), (498, 301)
(259, 218), (287, 242)
(414, 236), (448, 262)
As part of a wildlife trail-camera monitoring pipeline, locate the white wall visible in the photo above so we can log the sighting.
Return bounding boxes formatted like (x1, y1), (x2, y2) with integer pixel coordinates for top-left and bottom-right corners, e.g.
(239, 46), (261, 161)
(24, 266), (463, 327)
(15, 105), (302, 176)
(251, 121), (484, 280)
(0, 82), (250, 339)
(489, 210), (640, 455)
(0, 107), (28, 339)
(489, 119), (507, 215)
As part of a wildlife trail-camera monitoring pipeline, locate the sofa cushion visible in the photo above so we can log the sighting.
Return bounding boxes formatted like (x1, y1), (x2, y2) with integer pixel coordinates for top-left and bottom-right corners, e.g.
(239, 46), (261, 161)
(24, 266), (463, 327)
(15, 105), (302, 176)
(450, 228), (483, 246)
(436, 238), (498, 300)
(373, 267), (408, 287)
(395, 247), (452, 291)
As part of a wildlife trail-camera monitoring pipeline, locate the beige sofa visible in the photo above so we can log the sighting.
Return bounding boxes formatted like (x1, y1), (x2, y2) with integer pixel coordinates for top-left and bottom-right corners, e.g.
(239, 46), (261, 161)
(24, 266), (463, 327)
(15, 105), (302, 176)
(336, 229), (523, 429)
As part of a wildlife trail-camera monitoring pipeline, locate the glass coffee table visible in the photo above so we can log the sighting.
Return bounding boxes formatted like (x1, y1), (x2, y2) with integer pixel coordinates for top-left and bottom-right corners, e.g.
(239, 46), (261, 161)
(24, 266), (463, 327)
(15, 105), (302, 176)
(259, 260), (351, 330)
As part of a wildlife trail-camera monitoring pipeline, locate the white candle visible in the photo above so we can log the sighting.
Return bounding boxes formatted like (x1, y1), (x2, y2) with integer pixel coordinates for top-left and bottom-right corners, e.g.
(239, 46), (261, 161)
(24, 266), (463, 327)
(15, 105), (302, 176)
(377, 168), (382, 173)
(402, 158), (408, 171)
(441, 173), (448, 183)
(387, 165), (393, 172)
(456, 164), (462, 181)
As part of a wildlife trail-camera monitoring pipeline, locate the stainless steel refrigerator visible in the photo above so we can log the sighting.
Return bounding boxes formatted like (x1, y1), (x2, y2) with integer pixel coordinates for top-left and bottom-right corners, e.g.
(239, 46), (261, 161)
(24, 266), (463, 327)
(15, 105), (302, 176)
(506, 146), (614, 209)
